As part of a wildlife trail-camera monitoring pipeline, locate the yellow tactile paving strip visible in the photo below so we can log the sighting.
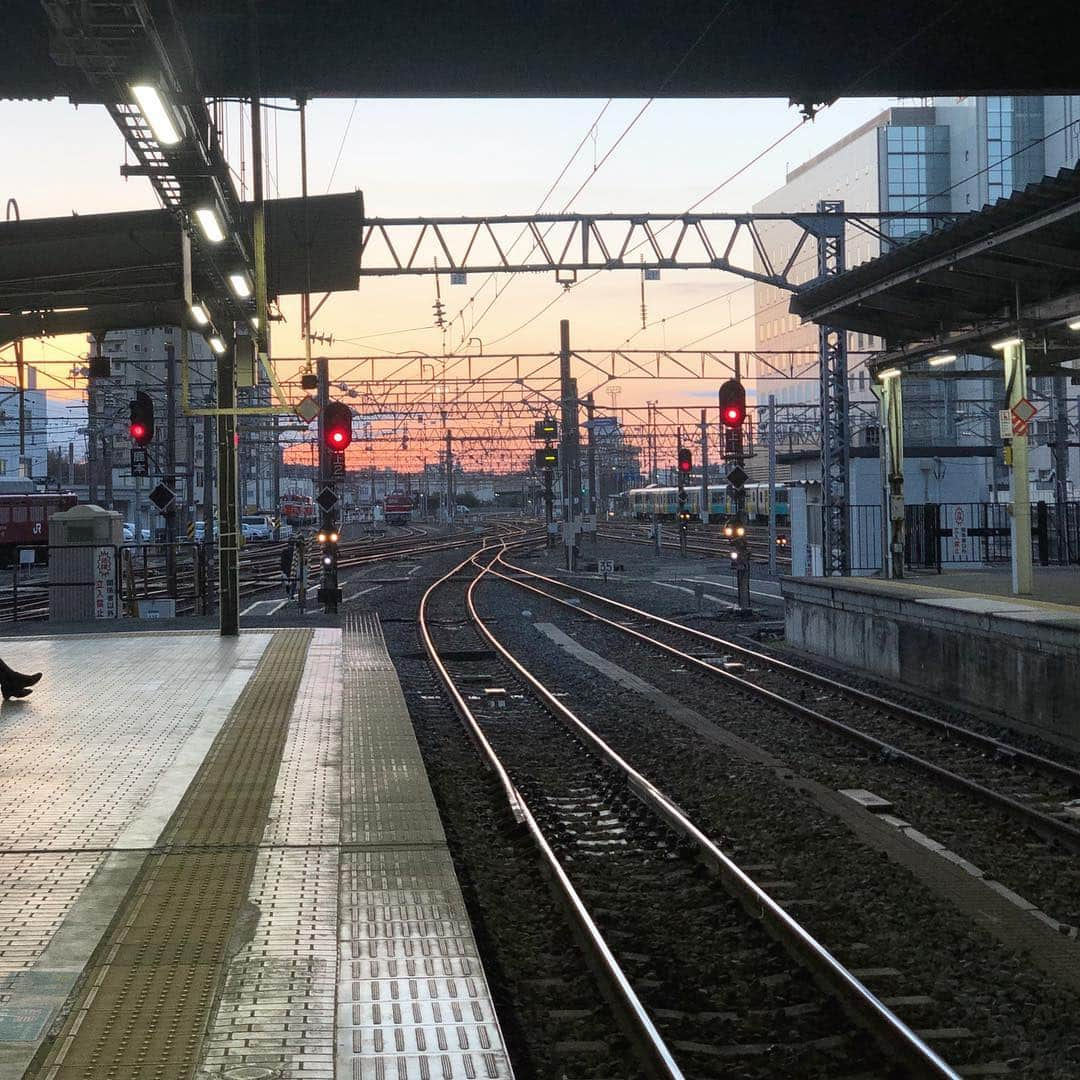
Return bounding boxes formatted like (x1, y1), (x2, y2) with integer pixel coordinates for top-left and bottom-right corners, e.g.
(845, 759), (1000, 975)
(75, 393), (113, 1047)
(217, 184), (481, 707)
(27, 630), (311, 1080)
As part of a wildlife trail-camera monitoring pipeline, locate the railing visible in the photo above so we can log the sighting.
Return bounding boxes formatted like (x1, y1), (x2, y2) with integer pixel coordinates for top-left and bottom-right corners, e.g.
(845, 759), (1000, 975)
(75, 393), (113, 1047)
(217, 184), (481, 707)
(905, 501), (1080, 570)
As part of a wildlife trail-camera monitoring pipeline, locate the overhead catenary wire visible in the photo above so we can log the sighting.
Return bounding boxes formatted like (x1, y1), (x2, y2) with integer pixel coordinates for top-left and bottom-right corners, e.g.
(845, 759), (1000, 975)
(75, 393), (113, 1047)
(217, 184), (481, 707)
(453, 0), (738, 350)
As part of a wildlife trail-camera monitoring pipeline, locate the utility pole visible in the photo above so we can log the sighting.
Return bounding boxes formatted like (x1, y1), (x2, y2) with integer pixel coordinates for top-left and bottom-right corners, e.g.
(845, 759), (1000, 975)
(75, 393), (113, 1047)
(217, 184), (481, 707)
(700, 409), (709, 525)
(102, 429), (113, 508)
(732, 351), (746, 523)
(271, 412), (281, 537)
(444, 430), (454, 523)
(585, 391), (597, 520)
(87, 336), (101, 504)
(316, 355), (339, 615)
(14, 339), (25, 465)
(768, 394), (778, 577)
(559, 319), (581, 570)
(677, 428), (688, 558)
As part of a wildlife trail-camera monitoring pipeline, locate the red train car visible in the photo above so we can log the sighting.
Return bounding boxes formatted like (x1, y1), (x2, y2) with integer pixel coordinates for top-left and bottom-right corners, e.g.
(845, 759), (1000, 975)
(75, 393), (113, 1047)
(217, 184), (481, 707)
(383, 492), (412, 526)
(0, 493), (78, 561)
(280, 493), (316, 527)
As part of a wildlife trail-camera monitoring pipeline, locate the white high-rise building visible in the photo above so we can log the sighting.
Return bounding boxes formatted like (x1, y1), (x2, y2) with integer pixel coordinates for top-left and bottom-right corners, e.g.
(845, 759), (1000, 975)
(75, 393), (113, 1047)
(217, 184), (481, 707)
(752, 96), (1080, 503)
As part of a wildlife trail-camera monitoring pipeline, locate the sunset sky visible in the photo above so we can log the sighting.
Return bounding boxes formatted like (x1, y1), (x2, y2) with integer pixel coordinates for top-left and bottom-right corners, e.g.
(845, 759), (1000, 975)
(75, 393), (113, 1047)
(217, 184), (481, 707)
(3, 93), (896, 469)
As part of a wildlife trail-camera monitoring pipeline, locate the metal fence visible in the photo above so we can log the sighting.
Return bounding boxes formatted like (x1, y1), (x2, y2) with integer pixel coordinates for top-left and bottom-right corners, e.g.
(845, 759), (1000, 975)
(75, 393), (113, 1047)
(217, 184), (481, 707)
(905, 501), (1080, 570)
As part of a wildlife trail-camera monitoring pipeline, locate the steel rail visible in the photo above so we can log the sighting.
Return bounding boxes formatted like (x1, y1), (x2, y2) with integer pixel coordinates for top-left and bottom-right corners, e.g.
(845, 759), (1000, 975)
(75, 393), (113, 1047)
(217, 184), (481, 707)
(465, 550), (958, 1080)
(489, 557), (1080, 854)
(499, 555), (1080, 790)
(419, 539), (684, 1080)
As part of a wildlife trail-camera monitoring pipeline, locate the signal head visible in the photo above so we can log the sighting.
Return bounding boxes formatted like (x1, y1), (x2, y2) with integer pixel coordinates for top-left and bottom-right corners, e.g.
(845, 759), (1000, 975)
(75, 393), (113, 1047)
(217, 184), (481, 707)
(677, 447), (692, 474)
(128, 391), (155, 447)
(323, 401), (353, 451)
(718, 379), (746, 429)
(723, 524), (734, 538)
(736, 525), (746, 537)
(317, 531), (327, 543)
(329, 532), (339, 543)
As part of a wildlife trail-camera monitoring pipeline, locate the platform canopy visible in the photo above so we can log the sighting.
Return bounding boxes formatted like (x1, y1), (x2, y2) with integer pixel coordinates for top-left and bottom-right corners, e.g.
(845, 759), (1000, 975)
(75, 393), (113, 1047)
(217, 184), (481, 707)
(0, 192), (362, 346)
(3, 0), (1080, 106)
(789, 164), (1080, 376)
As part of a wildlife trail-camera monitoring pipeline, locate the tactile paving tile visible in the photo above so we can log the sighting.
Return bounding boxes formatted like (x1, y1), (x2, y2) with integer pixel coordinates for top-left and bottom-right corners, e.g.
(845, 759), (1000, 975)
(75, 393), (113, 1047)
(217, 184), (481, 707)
(0, 632), (271, 1070)
(338, 615), (513, 1079)
(199, 629), (341, 1080)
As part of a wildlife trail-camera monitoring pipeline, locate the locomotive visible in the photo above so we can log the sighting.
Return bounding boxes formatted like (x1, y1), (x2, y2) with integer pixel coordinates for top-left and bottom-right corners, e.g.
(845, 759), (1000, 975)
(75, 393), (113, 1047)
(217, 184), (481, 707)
(383, 492), (413, 526)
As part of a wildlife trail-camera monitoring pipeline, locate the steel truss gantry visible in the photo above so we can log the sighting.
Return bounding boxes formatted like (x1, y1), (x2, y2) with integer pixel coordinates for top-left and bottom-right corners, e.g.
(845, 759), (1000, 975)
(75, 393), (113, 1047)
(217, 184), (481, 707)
(360, 210), (954, 287)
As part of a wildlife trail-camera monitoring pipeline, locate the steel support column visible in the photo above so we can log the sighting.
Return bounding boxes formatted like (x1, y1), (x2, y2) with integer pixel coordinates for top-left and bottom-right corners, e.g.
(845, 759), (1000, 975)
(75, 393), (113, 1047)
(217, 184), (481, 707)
(1005, 343), (1033, 594)
(876, 376), (905, 579)
(816, 200), (850, 575)
(217, 341), (240, 635)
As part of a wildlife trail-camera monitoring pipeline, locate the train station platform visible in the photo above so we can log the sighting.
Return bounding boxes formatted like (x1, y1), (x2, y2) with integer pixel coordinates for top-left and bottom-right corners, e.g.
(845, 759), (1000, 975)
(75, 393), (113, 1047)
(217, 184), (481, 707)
(0, 619), (512, 1078)
(781, 573), (1080, 751)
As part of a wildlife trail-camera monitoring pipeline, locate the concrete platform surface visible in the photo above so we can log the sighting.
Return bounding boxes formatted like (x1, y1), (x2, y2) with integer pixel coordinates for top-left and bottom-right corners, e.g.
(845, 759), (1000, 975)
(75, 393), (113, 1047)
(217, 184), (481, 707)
(0, 624), (512, 1079)
(870, 565), (1080, 618)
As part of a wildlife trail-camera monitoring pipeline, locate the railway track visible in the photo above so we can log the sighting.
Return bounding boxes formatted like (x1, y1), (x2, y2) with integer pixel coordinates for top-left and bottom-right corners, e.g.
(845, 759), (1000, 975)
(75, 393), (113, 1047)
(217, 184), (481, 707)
(0, 523), (509, 622)
(484, 554), (1080, 924)
(419, 539), (959, 1079)
(599, 522), (792, 566)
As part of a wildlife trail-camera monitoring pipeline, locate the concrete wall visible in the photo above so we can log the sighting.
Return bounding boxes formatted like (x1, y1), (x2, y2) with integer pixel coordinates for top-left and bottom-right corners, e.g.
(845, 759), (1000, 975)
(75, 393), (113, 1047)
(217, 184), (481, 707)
(782, 577), (1080, 750)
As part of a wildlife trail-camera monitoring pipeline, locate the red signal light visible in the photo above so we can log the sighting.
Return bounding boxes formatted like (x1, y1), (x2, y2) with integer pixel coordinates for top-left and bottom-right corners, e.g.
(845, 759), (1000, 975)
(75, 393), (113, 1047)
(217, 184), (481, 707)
(130, 422), (146, 441)
(677, 448), (692, 474)
(322, 401), (353, 451)
(718, 379), (746, 429)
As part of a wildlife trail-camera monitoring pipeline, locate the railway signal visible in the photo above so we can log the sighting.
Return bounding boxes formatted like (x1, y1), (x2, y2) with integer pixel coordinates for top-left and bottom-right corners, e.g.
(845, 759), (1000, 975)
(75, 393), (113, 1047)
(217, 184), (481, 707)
(316, 529), (342, 609)
(534, 417), (558, 439)
(677, 447), (692, 475)
(718, 379), (746, 428)
(322, 401), (353, 451)
(535, 447), (558, 468)
(129, 391), (154, 446)
(724, 521), (752, 612)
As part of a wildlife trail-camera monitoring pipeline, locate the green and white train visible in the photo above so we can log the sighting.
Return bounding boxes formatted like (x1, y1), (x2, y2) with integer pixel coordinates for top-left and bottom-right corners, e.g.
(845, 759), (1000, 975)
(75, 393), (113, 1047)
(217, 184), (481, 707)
(612, 484), (790, 525)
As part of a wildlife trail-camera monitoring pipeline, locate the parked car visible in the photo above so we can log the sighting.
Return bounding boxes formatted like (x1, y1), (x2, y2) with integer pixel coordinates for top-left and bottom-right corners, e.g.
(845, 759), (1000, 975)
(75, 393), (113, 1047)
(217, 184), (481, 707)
(241, 515), (273, 541)
(193, 521), (219, 542)
(123, 523), (136, 543)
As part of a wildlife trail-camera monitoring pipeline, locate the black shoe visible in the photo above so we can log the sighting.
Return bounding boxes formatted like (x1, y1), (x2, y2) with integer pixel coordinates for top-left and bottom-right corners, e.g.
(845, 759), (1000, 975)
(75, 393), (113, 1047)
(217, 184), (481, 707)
(2, 683), (31, 701)
(15, 672), (40, 688)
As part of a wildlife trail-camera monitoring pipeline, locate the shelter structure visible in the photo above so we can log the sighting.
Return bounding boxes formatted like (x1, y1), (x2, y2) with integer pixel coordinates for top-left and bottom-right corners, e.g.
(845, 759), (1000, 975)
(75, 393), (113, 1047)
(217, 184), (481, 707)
(792, 164), (1080, 594)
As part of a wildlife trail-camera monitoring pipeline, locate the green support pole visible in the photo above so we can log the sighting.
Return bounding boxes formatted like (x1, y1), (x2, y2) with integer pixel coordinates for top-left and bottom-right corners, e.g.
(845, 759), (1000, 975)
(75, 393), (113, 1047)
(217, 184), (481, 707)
(217, 342), (240, 635)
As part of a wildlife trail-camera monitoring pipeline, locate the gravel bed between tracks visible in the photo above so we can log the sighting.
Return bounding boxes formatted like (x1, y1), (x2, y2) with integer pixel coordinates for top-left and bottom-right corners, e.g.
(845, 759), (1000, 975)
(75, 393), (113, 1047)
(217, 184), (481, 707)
(509, 549), (1080, 929)
(426, 568), (891, 1079)
(473, 570), (1080, 1077)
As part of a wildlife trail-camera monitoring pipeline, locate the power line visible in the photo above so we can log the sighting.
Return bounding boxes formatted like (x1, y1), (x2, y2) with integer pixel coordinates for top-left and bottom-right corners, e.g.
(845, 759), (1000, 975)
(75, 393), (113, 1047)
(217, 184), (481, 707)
(456, 1), (737, 349)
